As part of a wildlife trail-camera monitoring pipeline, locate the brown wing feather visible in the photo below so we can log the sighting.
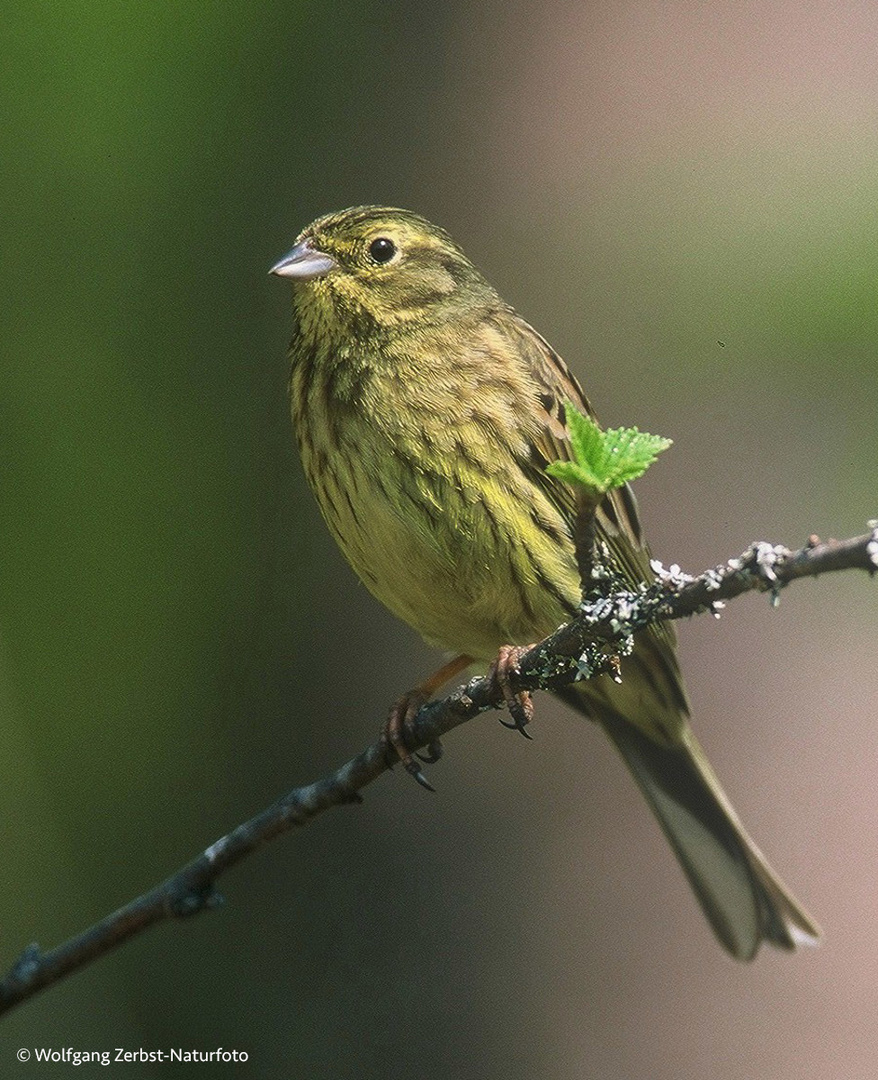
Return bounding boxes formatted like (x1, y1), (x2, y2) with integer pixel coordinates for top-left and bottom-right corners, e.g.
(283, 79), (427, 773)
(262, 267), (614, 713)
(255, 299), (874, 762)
(508, 314), (646, 549)
(502, 311), (690, 725)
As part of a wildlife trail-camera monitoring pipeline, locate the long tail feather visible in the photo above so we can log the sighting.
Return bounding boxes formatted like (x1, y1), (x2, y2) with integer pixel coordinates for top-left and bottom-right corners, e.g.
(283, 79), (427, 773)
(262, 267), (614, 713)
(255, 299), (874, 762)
(559, 687), (820, 959)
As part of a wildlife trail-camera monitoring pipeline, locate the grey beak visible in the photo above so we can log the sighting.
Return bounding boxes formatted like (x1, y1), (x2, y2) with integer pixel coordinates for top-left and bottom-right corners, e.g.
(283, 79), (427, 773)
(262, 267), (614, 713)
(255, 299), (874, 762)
(269, 238), (336, 280)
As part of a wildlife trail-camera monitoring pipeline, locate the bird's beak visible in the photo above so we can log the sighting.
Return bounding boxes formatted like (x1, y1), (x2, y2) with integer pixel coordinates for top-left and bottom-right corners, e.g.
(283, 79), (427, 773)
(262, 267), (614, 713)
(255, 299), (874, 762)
(269, 238), (336, 280)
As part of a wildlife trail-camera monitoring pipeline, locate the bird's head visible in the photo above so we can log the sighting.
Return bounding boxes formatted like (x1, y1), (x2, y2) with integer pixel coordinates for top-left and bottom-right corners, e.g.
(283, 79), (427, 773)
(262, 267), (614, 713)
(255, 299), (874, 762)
(270, 206), (499, 334)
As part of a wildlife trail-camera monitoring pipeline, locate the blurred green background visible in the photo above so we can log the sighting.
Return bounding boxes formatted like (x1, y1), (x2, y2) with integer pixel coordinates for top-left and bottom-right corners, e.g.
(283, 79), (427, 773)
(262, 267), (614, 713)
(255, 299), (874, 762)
(1, 2), (876, 1077)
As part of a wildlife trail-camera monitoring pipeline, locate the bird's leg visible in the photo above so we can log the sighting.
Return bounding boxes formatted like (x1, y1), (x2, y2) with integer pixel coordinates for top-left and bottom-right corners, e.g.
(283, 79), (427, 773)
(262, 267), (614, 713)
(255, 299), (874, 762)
(385, 653), (473, 790)
(489, 644), (535, 739)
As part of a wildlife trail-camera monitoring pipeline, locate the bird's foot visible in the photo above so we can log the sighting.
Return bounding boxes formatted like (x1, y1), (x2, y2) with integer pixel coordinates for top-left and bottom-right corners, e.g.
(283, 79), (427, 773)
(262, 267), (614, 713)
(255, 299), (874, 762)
(384, 690), (436, 791)
(489, 644), (535, 738)
(382, 653), (472, 790)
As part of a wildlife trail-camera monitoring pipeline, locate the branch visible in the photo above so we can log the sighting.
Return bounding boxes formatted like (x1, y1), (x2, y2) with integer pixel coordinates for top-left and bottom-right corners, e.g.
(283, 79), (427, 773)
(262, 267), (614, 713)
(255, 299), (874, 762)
(1, 524), (875, 1016)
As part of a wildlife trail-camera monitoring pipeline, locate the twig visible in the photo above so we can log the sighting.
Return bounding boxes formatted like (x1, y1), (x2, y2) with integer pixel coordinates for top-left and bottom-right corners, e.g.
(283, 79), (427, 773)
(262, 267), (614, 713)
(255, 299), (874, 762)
(1, 524), (875, 1016)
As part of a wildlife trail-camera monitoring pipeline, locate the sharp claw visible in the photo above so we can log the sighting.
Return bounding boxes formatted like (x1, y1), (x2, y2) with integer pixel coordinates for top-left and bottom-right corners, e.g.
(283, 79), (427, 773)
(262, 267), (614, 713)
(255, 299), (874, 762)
(381, 657), (471, 784)
(489, 645), (536, 738)
(509, 690), (534, 734)
(405, 759), (436, 792)
(384, 690), (431, 779)
(498, 713), (533, 738)
(416, 739), (443, 764)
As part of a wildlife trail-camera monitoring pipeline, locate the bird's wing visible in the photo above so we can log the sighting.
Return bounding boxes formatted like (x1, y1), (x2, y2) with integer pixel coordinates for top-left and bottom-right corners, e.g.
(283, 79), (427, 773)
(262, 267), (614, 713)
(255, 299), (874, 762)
(502, 310), (688, 718)
(507, 314), (648, 579)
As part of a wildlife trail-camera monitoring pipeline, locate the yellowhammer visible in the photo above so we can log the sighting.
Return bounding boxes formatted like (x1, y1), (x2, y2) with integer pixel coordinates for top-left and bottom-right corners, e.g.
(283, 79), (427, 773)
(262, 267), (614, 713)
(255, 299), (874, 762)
(271, 205), (819, 959)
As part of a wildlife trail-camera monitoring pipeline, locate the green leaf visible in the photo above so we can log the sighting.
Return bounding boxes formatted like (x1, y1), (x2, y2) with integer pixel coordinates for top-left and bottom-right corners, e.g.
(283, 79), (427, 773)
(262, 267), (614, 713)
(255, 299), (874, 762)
(546, 404), (672, 496)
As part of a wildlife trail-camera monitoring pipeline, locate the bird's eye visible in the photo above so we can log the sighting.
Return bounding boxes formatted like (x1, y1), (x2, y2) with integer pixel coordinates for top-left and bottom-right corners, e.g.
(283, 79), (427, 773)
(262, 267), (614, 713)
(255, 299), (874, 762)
(368, 237), (397, 264)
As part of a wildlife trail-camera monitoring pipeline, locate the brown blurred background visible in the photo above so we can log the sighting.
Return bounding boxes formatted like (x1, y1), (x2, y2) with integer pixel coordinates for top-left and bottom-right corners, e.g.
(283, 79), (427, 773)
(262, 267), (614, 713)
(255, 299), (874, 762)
(1, 2), (876, 1077)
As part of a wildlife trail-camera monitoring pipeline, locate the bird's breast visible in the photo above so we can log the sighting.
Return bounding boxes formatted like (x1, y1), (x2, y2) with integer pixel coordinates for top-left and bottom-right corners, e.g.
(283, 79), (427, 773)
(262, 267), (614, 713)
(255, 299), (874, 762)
(290, 345), (580, 659)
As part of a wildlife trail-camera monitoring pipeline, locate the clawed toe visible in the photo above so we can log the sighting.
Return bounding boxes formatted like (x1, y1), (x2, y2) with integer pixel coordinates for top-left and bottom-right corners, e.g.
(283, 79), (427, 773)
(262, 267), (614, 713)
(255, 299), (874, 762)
(489, 644), (535, 738)
(384, 690), (435, 790)
(416, 740), (444, 764)
(403, 757), (436, 791)
(381, 654), (472, 790)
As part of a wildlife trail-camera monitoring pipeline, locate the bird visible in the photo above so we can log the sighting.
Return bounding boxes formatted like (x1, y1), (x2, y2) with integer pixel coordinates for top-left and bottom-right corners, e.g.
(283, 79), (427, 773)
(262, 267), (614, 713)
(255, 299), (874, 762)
(270, 205), (820, 959)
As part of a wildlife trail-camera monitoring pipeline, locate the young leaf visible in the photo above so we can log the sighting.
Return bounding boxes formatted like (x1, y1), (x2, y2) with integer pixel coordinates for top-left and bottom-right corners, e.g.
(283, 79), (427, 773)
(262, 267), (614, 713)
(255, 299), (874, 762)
(546, 404), (672, 495)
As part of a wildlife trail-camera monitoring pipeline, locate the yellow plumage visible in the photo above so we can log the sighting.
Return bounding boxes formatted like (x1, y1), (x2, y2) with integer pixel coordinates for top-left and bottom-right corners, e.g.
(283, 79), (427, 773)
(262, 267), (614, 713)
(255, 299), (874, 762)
(272, 205), (820, 959)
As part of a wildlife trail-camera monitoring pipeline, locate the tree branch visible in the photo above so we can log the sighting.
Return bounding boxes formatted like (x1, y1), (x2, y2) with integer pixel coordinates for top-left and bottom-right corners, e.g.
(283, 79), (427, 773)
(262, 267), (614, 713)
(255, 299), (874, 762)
(1, 524), (875, 1016)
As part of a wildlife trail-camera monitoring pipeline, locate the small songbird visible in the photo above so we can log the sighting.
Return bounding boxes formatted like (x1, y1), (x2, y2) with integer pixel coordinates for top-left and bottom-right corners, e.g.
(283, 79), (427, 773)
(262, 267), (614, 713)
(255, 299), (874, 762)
(271, 206), (819, 959)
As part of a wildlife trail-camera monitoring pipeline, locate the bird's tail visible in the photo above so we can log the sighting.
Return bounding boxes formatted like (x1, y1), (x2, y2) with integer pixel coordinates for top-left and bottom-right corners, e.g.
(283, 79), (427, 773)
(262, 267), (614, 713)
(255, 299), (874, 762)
(559, 686), (821, 959)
